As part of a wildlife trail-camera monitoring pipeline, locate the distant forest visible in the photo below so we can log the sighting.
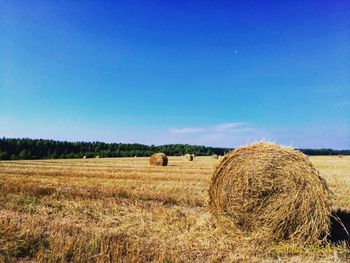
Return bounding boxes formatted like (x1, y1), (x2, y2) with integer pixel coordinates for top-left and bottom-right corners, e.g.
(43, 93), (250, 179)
(0, 138), (349, 160)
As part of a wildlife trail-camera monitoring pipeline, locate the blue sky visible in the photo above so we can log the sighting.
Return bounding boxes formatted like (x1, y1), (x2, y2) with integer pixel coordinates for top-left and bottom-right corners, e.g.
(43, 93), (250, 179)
(1, 1), (349, 149)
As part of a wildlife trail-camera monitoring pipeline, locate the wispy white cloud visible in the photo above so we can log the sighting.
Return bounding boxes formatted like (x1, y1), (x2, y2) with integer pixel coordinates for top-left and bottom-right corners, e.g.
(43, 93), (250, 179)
(170, 122), (245, 135)
(168, 122), (270, 147)
(212, 122), (244, 132)
(170, 122), (349, 149)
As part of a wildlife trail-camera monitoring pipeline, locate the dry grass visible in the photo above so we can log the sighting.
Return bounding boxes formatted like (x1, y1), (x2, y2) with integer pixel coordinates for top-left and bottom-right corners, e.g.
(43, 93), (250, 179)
(0, 156), (349, 262)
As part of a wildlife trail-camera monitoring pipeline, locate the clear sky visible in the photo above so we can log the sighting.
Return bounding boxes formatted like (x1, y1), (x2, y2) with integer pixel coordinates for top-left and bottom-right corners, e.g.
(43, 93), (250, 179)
(1, 1), (349, 149)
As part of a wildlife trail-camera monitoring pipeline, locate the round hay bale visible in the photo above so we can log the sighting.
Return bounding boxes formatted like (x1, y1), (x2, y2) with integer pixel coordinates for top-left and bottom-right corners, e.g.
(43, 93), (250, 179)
(211, 154), (219, 159)
(96, 156), (100, 158)
(184, 154), (193, 161)
(149, 153), (168, 166)
(338, 155), (344, 158)
(209, 142), (332, 244)
(82, 156), (87, 159)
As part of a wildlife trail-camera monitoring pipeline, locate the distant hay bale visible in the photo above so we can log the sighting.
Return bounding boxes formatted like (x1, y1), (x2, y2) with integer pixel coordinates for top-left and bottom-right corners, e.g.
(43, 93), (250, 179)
(184, 154), (193, 161)
(83, 156), (87, 159)
(96, 156), (100, 158)
(149, 153), (168, 166)
(211, 154), (218, 159)
(209, 142), (332, 244)
(338, 155), (344, 158)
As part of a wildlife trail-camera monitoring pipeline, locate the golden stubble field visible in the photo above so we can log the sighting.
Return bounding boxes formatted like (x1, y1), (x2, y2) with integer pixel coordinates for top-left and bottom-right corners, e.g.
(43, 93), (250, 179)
(0, 156), (349, 262)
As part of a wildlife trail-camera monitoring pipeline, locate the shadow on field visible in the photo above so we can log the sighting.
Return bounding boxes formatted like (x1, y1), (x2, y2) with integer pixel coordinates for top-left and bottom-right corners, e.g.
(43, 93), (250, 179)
(328, 209), (350, 244)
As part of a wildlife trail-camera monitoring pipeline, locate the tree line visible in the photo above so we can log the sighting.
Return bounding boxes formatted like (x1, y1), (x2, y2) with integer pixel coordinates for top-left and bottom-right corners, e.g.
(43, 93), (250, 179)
(0, 138), (348, 160)
(0, 138), (228, 160)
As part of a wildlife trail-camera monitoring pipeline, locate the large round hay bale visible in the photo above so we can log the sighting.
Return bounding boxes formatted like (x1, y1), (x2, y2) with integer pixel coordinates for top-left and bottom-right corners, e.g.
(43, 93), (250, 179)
(209, 142), (332, 244)
(149, 153), (168, 166)
(184, 154), (193, 161)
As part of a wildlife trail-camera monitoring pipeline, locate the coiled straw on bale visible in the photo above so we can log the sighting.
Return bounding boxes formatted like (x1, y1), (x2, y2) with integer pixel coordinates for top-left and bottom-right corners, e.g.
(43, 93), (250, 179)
(209, 142), (332, 244)
(149, 153), (168, 166)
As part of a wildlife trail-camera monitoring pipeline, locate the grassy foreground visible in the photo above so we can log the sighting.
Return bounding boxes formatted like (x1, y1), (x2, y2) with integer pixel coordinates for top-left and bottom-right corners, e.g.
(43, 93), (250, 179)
(0, 156), (349, 262)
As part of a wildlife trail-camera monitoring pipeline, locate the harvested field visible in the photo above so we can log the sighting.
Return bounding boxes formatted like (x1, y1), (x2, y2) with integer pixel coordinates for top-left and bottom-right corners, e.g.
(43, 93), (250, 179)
(0, 156), (349, 262)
